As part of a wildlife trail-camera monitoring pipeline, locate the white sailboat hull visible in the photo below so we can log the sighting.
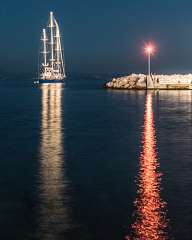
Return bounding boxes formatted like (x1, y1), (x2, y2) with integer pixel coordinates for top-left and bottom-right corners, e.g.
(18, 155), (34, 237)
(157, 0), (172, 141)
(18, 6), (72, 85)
(40, 67), (65, 81)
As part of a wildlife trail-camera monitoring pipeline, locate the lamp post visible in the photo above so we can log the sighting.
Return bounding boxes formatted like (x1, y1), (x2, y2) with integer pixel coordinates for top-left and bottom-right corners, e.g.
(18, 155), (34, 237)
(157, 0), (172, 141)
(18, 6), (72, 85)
(144, 43), (155, 76)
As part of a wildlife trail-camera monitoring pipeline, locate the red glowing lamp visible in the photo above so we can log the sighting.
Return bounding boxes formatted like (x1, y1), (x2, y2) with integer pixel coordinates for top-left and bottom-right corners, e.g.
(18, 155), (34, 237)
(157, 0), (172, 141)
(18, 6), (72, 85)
(144, 43), (155, 55)
(143, 42), (156, 75)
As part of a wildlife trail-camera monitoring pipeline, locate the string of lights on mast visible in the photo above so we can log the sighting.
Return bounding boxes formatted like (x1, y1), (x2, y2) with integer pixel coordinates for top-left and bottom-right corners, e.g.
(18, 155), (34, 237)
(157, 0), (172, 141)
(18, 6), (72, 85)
(40, 12), (66, 82)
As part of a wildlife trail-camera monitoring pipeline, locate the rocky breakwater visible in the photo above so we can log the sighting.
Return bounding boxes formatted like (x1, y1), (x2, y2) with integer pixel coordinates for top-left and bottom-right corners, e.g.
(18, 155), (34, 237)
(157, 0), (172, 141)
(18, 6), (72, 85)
(105, 74), (147, 89)
(105, 74), (192, 90)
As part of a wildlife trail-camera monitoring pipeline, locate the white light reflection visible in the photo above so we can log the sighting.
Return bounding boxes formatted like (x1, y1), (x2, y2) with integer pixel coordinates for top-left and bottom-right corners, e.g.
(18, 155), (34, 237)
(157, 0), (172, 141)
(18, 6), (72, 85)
(38, 84), (70, 239)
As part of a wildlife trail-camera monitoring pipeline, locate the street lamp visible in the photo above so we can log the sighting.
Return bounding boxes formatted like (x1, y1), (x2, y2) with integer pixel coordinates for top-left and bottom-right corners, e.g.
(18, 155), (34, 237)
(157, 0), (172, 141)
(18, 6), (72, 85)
(144, 43), (155, 76)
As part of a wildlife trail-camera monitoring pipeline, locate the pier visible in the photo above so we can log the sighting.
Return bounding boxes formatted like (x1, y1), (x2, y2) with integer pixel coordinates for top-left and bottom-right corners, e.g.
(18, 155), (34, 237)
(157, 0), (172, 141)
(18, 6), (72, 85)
(105, 74), (192, 90)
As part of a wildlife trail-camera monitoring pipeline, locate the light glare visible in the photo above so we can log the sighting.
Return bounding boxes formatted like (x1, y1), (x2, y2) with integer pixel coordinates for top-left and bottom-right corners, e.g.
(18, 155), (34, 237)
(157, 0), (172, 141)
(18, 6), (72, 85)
(144, 43), (155, 55)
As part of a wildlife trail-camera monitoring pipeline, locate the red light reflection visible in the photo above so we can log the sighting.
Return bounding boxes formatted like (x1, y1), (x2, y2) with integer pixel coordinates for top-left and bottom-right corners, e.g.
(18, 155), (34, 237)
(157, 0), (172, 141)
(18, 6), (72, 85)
(127, 94), (168, 240)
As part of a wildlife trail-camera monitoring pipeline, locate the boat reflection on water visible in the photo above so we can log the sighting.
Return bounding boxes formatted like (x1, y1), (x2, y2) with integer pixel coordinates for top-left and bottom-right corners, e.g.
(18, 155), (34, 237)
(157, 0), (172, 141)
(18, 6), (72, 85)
(127, 93), (168, 240)
(38, 84), (70, 239)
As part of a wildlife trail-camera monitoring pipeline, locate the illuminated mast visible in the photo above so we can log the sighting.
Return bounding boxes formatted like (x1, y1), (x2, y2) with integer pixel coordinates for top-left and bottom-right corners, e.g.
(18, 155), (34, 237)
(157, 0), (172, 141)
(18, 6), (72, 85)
(40, 12), (66, 82)
(55, 18), (65, 78)
(42, 29), (48, 67)
(50, 12), (54, 69)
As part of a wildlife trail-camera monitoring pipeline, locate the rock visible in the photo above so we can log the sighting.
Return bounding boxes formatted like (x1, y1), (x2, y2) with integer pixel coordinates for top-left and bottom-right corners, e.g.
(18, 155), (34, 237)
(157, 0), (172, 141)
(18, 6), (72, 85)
(106, 82), (113, 88)
(124, 84), (130, 88)
(121, 79), (129, 85)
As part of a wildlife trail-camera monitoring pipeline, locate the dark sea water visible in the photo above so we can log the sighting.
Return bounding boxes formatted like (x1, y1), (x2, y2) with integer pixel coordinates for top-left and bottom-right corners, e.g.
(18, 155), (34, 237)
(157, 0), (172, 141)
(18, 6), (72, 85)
(0, 76), (191, 240)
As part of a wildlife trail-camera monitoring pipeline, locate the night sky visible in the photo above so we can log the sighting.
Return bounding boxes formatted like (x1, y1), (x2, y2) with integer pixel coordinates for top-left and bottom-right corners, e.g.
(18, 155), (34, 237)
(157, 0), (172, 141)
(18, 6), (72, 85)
(1, 0), (192, 75)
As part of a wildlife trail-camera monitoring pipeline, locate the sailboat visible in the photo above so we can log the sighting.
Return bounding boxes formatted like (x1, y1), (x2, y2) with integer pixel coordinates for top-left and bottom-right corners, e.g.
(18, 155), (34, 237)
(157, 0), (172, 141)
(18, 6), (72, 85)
(38, 12), (66, 83)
